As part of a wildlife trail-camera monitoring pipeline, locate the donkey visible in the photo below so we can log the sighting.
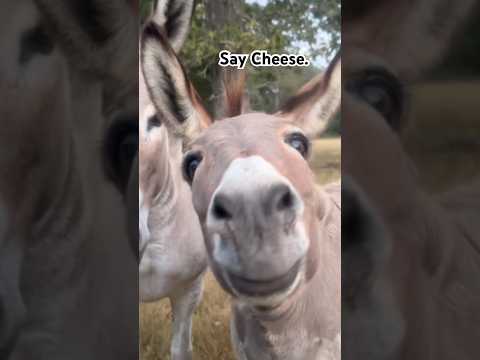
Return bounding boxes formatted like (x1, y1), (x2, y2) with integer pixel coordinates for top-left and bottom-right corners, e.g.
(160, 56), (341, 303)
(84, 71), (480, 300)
(0, 1), (138, 358)
(141, 13), (342, 359)
(138, 1), (207, 359)
(342, 0), (480, 359)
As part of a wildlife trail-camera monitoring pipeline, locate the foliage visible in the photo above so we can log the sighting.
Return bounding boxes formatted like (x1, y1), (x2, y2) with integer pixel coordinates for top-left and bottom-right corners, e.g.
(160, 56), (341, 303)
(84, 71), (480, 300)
(250, 0), (340, 59)
(140, 0), (153, 20)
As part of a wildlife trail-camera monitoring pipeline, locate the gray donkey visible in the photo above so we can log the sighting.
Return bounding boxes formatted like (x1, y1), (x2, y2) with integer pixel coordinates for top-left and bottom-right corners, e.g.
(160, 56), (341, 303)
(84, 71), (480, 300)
(139, 1), (207, 360)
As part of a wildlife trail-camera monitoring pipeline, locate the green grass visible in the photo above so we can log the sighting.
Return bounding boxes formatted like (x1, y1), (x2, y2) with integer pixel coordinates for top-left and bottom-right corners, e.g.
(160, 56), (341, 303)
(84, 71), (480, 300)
(139, 138), (341, 360)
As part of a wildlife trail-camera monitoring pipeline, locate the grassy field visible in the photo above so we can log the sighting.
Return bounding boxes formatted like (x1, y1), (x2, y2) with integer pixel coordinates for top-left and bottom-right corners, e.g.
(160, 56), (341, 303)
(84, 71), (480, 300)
(139, 138), (341, 360)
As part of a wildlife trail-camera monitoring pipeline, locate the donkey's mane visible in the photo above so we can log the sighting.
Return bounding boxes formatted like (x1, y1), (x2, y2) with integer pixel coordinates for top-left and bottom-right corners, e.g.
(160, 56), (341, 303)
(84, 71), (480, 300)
(222, 68), (247, 118)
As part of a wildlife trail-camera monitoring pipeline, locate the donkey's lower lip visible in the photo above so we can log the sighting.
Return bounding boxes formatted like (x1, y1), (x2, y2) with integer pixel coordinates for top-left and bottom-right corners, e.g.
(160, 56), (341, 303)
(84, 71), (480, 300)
(226, 260), (302, 297)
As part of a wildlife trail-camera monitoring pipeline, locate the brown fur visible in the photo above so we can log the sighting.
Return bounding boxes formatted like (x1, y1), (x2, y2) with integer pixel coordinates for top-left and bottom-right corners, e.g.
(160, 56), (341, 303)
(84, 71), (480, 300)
(221, 69), (247, 118)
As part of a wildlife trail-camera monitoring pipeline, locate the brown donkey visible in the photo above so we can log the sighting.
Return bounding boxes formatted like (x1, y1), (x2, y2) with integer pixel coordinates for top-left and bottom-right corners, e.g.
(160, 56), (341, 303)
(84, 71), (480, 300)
(141, 19), (341, 360)
(342, 0), (480, 359)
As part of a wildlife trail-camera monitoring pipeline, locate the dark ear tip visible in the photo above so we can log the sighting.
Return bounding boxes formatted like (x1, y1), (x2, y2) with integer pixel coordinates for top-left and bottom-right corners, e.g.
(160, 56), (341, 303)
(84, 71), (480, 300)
(142, 21), (163, 41)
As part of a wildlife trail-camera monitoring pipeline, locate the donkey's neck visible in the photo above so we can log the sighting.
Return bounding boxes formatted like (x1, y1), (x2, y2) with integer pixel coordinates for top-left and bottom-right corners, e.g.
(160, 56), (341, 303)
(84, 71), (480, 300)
(232, 184), (341, 360)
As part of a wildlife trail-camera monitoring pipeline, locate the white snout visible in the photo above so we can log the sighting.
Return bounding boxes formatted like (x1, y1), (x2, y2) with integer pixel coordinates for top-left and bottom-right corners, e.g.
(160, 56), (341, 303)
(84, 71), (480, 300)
(206, 156), (308, 276)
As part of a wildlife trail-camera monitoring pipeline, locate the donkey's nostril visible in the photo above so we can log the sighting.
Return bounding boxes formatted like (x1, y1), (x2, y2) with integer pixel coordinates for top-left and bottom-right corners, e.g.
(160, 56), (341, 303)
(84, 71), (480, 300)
(271, 184), (296, 212)
(278, 189), (293, 211)
(212, 194), (233, 220)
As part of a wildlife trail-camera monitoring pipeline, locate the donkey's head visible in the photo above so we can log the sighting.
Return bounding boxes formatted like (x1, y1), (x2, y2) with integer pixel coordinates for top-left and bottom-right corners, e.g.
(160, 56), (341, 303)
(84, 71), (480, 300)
(141, 20), (340, 306)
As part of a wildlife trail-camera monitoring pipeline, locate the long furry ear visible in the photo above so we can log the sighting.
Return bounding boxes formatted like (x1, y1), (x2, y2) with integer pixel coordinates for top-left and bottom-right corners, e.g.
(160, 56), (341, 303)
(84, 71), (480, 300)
(36, 0), (137, 79)
(151, 0), (195, 52)
(277, 54), (341, 138)
(141, 22), (211, 141)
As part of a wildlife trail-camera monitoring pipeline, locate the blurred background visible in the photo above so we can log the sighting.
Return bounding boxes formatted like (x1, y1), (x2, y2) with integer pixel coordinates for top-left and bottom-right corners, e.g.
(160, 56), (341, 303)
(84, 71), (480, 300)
(139, 0), (340, 359)
(403, 5), (480, 193)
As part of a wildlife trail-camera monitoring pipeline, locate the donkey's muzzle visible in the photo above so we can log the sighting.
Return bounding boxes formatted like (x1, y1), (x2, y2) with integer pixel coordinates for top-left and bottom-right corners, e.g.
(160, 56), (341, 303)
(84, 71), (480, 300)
(206, 156), (308, 287)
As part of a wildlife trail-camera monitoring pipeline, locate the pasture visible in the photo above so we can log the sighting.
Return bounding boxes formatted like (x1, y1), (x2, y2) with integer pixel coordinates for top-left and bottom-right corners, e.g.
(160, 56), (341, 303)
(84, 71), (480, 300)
(139, 137), (341, 360)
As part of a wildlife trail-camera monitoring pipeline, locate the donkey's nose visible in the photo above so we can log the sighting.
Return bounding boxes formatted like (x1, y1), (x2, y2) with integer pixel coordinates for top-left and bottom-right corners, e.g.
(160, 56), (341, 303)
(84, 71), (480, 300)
(210, 182), (299, 223)
(207, 156), (305, 230)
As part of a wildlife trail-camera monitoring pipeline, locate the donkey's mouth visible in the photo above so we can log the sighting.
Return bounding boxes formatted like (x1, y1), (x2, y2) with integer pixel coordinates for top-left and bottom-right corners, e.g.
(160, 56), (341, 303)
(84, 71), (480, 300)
(226, 260), (302, 297)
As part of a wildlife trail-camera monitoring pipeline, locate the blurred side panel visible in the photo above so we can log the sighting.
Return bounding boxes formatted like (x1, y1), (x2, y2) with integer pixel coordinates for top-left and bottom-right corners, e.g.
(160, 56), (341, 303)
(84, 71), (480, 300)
(342, 0), (480, 359)
(0, 0), (139, 359)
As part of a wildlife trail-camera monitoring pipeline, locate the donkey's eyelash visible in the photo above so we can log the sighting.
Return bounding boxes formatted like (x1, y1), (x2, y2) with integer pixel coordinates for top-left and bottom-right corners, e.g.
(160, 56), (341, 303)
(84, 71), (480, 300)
(346, 66), (406, 131)
(284, 132), (311, 159)
(348, 67), (404, 94)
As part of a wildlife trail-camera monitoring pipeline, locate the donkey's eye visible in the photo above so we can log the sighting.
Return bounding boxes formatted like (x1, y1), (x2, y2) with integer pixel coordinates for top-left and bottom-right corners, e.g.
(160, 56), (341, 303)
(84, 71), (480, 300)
(285, 133), (310, 158)
(103, 117), (138, 191)
(182, 152), (203, 184)
(347, 68), (404, 131)
(147, 115), (162, 131)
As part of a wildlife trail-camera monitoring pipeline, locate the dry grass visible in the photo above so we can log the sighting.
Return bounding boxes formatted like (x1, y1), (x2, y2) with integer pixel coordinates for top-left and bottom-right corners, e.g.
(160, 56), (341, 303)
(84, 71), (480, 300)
(311, 138), (341, 185)
(140, 272), (235, 360)
(139, 138), (341, 360)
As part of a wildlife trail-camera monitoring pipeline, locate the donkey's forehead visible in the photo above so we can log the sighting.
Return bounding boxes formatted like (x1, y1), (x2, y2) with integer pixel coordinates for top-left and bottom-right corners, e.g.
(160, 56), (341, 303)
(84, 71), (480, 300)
(193, 113), (293, 148)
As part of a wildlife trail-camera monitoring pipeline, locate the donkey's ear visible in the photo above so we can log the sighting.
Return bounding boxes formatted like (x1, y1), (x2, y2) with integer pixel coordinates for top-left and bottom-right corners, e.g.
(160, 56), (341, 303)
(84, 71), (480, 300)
(151, 0), (195, 52)
(36, 0), (137, 79)
(141, 22), (211, 141)
(277, 55), (341, 138)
